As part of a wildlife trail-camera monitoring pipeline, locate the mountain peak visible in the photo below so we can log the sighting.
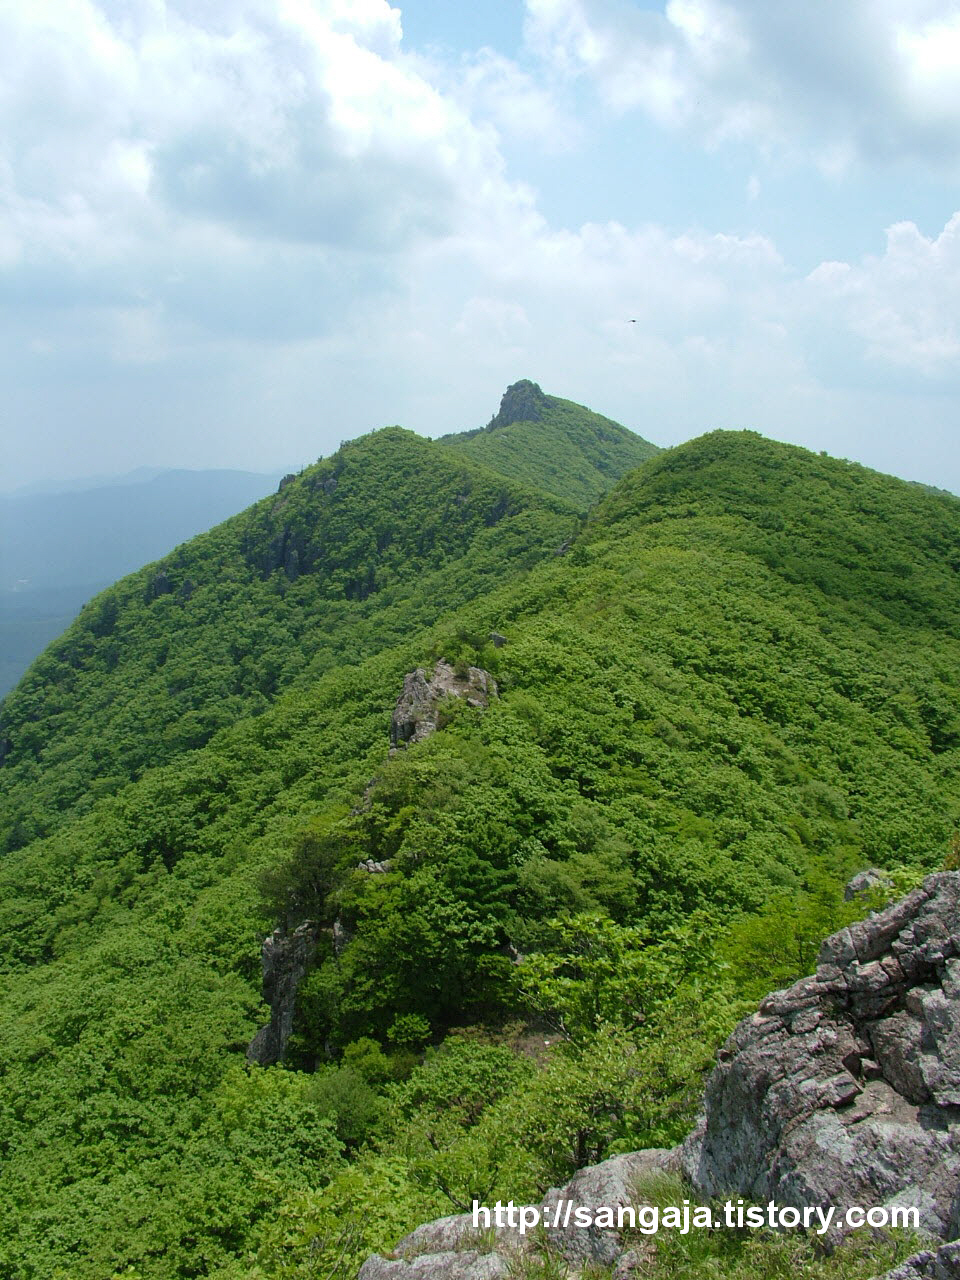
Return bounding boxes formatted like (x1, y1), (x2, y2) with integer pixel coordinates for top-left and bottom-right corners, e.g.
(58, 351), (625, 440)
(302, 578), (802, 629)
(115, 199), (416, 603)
(488, 379), (552, 430)
(438, 381), (659, 509)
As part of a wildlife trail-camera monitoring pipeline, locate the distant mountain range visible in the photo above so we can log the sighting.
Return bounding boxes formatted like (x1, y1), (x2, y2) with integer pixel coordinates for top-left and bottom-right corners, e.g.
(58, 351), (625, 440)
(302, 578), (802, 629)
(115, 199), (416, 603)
(0, 467), (286, 693)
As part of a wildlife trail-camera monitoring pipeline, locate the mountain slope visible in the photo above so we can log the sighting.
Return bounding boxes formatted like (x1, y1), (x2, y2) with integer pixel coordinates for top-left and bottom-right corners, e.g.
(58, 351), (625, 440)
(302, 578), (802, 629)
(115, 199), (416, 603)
(0, 468), (287, 696)
(441, 379), (659, 509)
(0, 427), (578, 850)
(593, 428), (960, 635)
(0, 468), (287, 593)
(0, 419), (958, 1277)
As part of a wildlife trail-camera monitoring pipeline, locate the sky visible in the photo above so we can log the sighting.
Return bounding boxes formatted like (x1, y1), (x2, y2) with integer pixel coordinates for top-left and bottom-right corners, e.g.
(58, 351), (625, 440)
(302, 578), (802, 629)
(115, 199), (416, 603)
(3, 0), (960, 493)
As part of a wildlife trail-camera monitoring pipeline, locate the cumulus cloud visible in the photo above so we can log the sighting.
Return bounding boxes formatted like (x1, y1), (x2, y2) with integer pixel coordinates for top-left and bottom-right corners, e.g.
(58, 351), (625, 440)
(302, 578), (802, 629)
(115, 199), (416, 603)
(433, 47), (582, 152)
(523, 0), (960, 169)
(352, 213), (802, 451)
(0, 0), (568, 418)
(2, 0), (960, 494)
(807, 213), (960, 374)
(0, 0), (528, 277)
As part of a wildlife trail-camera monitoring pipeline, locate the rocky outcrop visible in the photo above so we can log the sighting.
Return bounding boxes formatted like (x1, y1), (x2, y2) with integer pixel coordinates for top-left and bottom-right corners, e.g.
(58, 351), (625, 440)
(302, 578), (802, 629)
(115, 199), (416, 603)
(359, 874), (960, 1278)
(486, 379), (551, 431)
(358, 1149), (676, 1280)
(390, 660), (497, 748)
(845, 867), (894, 901)
(246, 921), (317, 1066)
(144, 567), (172, 602)
(682, 872), (960, 1241)
(877, 1244), (960, 1279)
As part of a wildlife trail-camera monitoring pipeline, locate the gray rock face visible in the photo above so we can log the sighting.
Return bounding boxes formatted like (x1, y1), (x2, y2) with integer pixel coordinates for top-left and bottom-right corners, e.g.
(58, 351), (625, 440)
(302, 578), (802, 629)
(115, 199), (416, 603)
(876, 1243), (960, 1279)
(541, 1150), (677, 1267)
(846, 867), (894, 901)
(246, 921), (317, 1066)
(358, 1149), (676, 1280)
(359, 1250), (509, 1280)
(487, 379), (550, 430)
(390, 660), (497, 748)
(682, 873), (960, 1240)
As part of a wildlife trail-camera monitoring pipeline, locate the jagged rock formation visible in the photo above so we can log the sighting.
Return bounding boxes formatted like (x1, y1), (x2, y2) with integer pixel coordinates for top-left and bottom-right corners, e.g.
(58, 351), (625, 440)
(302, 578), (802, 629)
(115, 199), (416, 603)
(390, 660), (497, 748)
(360, 875), (960, 1279)
(357, 858), (393, 874)
(246, 921), (317, 1066)
(486, 379), (551, 430)
(881, 1244), (960, 1279)
(682, 872), (960, 1241)
(358, 1150), (676, 1280)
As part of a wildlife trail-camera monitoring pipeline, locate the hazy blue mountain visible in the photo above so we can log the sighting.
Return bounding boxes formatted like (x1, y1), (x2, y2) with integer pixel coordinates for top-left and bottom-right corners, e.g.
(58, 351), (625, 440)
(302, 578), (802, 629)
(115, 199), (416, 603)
(0, 467), (286, 693)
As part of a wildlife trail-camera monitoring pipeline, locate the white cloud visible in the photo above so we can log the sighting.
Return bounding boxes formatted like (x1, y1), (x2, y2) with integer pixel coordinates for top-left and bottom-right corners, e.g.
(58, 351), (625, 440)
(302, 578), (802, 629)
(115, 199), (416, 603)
(0, 0), (526, 272)
(442, 47), (581, 152)
(524, 0), (960, 170)
(2, 0), (960, 496)
(807, 213), (960, 374)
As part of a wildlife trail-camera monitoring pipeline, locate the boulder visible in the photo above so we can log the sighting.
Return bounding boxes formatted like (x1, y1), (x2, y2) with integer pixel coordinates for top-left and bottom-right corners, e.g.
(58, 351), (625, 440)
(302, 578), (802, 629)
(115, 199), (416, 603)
(358, 1149), (676, 1280)
(541, 1150), (677, 1267)
(846, 867), (894, 901)
(874, 1243), (960, 1279)
(359, 1251), (508, 1280)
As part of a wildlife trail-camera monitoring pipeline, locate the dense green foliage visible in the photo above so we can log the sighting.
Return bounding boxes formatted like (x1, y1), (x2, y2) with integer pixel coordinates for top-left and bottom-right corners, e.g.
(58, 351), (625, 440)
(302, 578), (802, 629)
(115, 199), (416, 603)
(441, 386), (658, 510)
(0, 429), (577, 850)
(0, 410), (957, 1278)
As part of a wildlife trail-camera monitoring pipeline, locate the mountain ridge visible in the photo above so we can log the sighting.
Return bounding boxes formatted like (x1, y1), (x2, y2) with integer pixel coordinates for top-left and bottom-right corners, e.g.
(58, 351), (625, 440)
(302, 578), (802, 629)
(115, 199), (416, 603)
(0, 390), (957, 1278)
(0, 422), (581, 849)
(440, 379), (660, 509)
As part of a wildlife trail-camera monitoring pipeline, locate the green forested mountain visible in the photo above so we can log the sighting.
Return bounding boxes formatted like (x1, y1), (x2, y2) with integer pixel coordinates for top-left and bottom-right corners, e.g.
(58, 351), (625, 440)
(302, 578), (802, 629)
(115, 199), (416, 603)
(0, 427), (579, 850)
(0, 399), (957, 1279)
(0, 467), (286, 697)
(441, 379), (659, 509)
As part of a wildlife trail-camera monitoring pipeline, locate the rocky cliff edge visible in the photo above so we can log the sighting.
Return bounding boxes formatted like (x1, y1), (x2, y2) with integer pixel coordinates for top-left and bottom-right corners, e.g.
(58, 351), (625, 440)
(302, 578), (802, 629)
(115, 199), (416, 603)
(360, 874), (960, 1279)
